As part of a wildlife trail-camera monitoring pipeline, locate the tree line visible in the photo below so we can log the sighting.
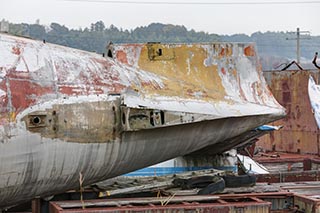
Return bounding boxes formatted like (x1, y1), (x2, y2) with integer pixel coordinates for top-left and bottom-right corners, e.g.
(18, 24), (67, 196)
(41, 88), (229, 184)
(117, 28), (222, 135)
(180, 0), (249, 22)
(7, 20), (320, 70)
(8, 21), (220, 54)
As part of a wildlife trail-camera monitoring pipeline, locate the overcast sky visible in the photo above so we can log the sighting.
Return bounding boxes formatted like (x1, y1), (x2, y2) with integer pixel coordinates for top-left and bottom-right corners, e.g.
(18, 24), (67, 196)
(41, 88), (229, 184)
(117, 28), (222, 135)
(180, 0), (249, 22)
(2, 0), (320, 36)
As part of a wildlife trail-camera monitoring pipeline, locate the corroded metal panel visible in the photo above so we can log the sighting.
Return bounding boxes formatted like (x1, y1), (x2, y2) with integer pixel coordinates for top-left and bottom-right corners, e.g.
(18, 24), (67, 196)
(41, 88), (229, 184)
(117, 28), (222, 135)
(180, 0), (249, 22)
(259, 70), (320, 155)
(49, 195), (271, 213)
(294, 194), (320, 213)
(22, 99), (120, 143)
(0, 33), (284, 208)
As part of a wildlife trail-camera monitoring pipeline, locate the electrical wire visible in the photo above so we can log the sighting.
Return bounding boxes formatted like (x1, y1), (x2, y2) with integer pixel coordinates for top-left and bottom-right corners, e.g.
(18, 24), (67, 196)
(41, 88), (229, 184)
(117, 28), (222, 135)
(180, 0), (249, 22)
(61, 0), (320, 5)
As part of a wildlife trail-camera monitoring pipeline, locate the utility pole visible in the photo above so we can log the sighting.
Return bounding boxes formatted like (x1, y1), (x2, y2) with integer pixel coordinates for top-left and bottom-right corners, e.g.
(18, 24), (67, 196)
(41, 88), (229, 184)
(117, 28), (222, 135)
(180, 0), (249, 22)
(287, 27), (310, 64)
(297, 27), (300, 64)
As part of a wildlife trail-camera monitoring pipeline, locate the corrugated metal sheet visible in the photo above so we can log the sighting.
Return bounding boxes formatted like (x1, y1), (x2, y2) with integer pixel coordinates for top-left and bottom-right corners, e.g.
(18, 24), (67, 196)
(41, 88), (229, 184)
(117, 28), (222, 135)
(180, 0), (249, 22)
(259, 70), (320, 155)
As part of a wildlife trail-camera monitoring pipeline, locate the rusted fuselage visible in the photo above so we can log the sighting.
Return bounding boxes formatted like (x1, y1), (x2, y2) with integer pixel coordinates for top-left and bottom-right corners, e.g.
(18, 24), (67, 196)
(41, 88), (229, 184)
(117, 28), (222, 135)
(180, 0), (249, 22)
(0, 33), (285, 208)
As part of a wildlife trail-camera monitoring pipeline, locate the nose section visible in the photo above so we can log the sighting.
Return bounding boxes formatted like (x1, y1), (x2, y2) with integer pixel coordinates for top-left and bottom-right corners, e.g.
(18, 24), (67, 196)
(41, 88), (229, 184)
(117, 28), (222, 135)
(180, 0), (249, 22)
(18, 96), (121, 143)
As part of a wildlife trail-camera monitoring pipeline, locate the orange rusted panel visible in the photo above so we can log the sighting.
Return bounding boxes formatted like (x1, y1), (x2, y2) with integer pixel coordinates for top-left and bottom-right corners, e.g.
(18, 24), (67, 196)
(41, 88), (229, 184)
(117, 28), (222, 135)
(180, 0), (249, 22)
(258, 70), (320, 155)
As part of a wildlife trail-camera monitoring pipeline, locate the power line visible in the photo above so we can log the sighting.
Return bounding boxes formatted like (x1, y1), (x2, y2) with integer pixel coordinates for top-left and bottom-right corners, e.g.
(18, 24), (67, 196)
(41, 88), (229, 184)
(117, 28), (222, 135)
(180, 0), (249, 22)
(61, 0), (320, 5)
(258, 44), (320, 47)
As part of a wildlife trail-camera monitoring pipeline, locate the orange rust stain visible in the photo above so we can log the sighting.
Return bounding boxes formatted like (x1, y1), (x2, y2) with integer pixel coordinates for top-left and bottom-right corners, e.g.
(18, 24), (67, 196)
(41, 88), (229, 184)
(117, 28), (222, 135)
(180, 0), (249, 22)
(244, 45), (255, 57)
(116, 50), (128, 64)
(238, 86), (247, 101)
(232, 69), (237, 77)
(186, 89), (193, 96)
(140, 81), (162, 90)
(221, 67), (226, 75)
(12, 46), (21, 55)
(226, 45), (233, 56)
(219, 48), (225, 57)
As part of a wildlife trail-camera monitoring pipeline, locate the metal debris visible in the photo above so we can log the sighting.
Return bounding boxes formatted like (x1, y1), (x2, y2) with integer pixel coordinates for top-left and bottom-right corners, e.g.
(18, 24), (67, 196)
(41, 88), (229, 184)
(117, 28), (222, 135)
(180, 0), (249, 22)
(312, 52), (320, 69)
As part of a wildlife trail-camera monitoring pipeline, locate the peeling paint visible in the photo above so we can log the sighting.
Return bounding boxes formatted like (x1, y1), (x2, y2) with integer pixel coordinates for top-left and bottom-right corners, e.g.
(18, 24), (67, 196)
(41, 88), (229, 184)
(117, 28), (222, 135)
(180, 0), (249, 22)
(0, 33), (285, 208)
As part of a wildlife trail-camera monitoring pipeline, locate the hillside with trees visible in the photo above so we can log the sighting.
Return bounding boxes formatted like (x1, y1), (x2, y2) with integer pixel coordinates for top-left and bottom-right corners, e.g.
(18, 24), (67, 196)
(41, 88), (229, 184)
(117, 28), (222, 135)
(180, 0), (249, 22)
(8, 21), (220, 53)
(6, 20), (320, 70)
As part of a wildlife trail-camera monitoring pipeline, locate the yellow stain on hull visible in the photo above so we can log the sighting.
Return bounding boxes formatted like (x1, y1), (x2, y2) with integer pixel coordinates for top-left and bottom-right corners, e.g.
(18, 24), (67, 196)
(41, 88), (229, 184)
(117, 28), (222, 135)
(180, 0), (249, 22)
(137, 44), (227, 100)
